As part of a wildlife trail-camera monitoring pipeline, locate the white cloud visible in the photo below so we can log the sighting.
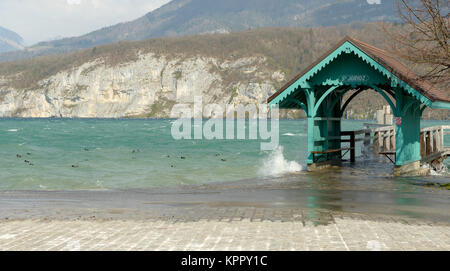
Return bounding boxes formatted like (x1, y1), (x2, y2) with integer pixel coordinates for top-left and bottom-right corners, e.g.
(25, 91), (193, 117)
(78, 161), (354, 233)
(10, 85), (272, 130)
(0, 0), (170, 45)
(367, 0), (382, 4)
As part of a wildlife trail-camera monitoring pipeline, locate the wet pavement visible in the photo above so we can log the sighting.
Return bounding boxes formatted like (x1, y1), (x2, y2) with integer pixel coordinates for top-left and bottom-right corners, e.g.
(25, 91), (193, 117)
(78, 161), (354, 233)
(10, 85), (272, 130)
(0, 160), (449, 251)
(0, 166), (449, 224)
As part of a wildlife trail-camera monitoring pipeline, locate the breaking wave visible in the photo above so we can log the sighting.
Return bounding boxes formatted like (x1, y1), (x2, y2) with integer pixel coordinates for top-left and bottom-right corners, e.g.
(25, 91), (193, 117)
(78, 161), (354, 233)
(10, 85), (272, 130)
(259, 146), (302, 177)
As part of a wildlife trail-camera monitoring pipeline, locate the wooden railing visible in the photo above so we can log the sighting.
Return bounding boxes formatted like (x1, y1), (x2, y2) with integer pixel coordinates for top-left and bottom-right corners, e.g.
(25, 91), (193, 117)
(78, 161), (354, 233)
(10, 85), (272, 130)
(420, 125), (450, 157)
(361, 124), (396, 154)
(360, 124), (449, 158)
(334, 124), (448, 164)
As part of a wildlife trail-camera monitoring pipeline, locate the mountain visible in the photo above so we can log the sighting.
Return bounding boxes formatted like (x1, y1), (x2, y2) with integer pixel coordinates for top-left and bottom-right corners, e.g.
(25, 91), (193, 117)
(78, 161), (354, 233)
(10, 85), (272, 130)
(0, 0), (402, 62)
(0, 23), (448, 120)
(0, 26), (24, 54)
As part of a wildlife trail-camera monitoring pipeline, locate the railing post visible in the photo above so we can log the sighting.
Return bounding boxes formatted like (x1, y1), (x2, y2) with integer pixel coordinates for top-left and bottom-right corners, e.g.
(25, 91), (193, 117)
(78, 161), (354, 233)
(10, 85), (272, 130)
(374, 131), (380, 154)
(420, 131), (426, 158)
(392, 127), (396, 150)
(426, 131), (432, 156)
(433, 129), (439, 153)
(384, 130), (391, 151)
(439, 127), (444, 152)
(350, 132), (355, 163)
(363, 129), (371, 154)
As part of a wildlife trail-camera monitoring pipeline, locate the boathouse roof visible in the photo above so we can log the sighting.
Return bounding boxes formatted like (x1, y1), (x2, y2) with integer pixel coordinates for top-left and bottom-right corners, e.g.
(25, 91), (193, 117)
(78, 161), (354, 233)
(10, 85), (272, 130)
(268, 36), (450, 105)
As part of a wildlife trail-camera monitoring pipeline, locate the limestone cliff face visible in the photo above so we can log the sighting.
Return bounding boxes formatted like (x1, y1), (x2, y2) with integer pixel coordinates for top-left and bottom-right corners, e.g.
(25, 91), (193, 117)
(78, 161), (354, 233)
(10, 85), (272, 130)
(0, 53), (283, 118)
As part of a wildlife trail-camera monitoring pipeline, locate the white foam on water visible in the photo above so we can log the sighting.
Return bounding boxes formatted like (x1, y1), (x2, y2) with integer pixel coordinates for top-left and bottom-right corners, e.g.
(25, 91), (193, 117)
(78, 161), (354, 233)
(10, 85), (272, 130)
(282, 133), (306, 137)
(259, 146), (302, 177)
(421, 163), (449, 176)
(7, 129), (18, 132)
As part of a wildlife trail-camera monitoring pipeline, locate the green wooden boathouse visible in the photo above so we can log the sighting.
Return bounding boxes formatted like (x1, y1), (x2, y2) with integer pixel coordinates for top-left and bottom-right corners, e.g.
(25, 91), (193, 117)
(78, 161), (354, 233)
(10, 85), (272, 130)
(267, 36), (450, 175)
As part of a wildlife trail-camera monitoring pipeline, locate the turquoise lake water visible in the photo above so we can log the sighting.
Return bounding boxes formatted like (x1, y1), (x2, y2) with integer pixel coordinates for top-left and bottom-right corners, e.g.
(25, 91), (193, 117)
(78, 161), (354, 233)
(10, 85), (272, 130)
(0, 118), (448, 190)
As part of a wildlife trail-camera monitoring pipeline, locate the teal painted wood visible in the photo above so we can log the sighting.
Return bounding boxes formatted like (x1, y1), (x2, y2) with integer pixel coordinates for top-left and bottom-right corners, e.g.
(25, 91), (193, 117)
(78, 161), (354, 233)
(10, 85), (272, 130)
(327, 97), (342, 153)
(430, 101), (450, 110)
(268, 40), (436, 108)
(394, 90), (423, 165)
(395, 102), (422, 165)
(287, 98), (308, 114)
(328, 90), (347, 117)
(313, 85), (339, 116)
(268, 39), (450, 167)
(310, 52), (387, 87)
(371, 85), (398, 116)
(306, 117), (315, 164)
(306, 88), (316, 163)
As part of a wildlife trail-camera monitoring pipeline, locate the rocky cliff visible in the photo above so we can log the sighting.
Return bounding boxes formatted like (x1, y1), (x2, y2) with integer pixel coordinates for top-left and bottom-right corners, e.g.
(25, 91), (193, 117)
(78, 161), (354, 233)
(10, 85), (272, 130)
(0, 25), (447, 120)
(0, 54), (282, 118)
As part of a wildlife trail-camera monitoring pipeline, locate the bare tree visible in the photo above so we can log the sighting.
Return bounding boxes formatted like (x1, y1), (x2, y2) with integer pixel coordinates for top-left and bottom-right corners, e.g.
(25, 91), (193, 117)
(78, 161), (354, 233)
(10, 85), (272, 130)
(384, 0), (449, 85)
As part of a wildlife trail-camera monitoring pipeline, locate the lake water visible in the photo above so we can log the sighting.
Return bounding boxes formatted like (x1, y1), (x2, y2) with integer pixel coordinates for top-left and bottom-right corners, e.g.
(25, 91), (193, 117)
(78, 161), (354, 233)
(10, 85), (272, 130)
(0, 118), (448, 190)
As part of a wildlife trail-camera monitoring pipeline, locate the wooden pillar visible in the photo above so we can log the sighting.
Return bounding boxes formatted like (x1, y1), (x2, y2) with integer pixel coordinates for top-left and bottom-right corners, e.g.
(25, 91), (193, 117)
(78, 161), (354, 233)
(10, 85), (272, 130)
(306, 116), (315, 164)
(306, 89), (316, 165)
(395, 95), (422, 166)
(420, 131), (426, 158)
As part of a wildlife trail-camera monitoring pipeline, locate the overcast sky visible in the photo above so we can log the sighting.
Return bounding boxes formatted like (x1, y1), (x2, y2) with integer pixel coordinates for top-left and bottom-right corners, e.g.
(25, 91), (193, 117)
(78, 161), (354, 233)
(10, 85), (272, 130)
(0, 0), (171, 45)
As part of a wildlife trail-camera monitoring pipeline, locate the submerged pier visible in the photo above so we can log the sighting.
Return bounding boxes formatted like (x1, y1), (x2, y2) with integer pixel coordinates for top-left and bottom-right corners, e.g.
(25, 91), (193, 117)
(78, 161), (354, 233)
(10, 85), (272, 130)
(268, 36), (450, 176)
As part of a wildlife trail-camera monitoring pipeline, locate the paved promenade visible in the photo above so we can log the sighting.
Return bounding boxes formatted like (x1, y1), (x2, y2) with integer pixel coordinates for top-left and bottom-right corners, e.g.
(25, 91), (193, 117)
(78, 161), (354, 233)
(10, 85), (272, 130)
(0, 175), (449, 251)
(1, 213), (449, 251)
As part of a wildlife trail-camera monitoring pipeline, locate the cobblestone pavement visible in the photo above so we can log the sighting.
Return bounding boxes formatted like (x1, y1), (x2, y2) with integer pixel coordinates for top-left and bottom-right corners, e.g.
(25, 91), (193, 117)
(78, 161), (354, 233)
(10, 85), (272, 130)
(0, 212), (449, 251)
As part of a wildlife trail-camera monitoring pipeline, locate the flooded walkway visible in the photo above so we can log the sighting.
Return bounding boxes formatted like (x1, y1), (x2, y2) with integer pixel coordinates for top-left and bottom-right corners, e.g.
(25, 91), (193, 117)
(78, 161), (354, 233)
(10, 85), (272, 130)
(0, 159), (448, 251)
